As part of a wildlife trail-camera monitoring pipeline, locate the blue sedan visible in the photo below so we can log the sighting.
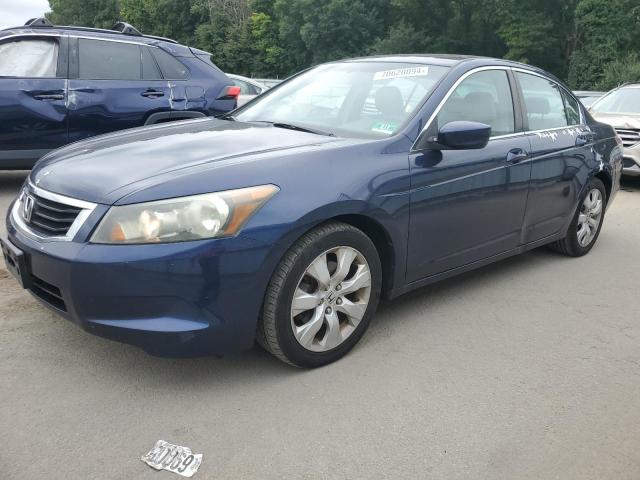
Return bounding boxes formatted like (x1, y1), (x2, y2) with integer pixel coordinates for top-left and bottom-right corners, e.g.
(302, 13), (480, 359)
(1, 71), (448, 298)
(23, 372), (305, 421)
(1, 55), (623, 367)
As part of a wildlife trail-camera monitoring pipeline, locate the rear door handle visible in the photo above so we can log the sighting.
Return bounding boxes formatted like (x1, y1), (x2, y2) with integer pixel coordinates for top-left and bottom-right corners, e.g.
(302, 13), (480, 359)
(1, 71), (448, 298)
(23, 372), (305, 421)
(506, 148), (528, 164)
(33, 93), (65, 100)
(141, 90), (164, 98)
(576, 132), (596, 146)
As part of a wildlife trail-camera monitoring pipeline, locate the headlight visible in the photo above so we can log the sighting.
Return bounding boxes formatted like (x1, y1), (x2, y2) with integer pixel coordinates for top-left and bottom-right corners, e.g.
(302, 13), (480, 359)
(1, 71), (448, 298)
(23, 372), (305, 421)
(91, 184), (279, 244)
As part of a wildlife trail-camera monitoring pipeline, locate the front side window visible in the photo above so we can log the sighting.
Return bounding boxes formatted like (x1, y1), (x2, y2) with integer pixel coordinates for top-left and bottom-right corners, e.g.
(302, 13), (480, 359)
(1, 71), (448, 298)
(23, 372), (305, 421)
(436, 70), (515, 137)
(591, 87), (640, 114)
(0, 39), (59, 78)
(79, 39), (141, 80)
(517, 72), (568, 130)
(235, 62), (450, 139)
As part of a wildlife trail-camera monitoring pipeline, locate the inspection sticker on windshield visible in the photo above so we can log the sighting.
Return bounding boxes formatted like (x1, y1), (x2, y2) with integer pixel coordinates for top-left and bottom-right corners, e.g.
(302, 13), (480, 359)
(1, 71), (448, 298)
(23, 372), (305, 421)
(374, 66), (429, 81)
(371, 121), (397, 134)
(141, 440), (203, 477)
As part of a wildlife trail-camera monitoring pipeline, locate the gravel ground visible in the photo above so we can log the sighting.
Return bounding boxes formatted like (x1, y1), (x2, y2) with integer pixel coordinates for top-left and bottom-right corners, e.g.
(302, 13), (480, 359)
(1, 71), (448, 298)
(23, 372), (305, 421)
(1, 171), (640, 479)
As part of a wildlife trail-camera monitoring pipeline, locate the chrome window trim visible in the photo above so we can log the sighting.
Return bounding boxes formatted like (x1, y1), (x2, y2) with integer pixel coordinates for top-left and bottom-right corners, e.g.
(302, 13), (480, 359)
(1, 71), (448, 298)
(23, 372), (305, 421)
(412, 65), (587, 152)
(11, 182), (98, 242)
(2, 31), (152, 47)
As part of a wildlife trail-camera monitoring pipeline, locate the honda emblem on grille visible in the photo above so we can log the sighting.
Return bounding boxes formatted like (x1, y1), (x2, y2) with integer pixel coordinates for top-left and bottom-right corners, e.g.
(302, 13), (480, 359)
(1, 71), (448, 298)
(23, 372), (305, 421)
(22, 194), (35, 223)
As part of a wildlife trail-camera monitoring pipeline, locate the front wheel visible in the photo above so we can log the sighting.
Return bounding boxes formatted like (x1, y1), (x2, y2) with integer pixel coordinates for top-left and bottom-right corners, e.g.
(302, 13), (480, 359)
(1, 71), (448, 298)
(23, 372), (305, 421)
(549, 178), (607, 257)
(257, 222), (382, 368)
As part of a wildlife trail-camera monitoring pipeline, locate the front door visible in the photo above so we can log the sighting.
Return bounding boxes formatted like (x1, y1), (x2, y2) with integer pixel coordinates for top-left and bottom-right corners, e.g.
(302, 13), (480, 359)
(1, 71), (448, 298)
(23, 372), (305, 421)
(0, 35), (68, 167)
(407, 69), (531, 282)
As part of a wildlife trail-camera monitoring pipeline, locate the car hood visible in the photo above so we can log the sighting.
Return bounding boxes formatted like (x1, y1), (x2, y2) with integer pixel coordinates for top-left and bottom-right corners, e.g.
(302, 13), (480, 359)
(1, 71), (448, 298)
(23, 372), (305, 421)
(591, 112), (640, 129)
(30, 118), (342, 204)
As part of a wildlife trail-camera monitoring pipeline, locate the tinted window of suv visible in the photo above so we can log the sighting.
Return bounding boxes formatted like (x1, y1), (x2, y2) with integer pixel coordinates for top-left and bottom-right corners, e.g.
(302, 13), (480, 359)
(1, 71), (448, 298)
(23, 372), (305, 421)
(79, 39), (141, 80)
(141, 46), (162, 80)
(151, 48), (189, 79)
(517, 72), (568, 130)
(0, 39), (59, 78)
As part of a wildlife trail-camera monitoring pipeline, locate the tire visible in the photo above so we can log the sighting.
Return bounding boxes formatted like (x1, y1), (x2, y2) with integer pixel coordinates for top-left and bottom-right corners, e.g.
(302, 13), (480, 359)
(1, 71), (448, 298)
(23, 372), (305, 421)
(257, 222), (382, 368)
(548, 177), (607, 257)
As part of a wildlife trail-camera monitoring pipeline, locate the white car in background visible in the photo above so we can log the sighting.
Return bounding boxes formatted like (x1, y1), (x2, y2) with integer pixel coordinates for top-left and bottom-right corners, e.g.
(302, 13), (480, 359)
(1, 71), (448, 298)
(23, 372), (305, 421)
(227, 74), (268, 106)
(590, 84), (640, 176)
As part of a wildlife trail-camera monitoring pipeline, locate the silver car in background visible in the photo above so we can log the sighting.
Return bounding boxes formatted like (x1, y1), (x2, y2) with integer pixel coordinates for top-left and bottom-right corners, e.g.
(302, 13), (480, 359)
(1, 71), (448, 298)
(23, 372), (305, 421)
(574, 90), (606, 107)
(590, 84), (640, 176)
(227, 74), (268, 106)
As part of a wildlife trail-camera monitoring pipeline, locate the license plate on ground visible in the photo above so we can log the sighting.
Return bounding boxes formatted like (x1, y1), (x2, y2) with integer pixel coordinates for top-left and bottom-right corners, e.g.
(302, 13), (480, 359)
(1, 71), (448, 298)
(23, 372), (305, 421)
(0, 237), (30, 289)
(141, 440), (203, 477)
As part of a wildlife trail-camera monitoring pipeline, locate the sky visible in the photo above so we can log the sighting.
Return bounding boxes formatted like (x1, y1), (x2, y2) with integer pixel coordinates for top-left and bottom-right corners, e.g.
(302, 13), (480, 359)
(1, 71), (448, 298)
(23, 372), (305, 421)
(0, 0), (50, 29)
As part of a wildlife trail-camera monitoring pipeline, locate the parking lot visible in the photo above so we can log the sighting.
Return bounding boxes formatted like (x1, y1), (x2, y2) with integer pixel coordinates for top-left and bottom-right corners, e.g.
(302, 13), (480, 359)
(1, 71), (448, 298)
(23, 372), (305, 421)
(1, 170), (639, 479)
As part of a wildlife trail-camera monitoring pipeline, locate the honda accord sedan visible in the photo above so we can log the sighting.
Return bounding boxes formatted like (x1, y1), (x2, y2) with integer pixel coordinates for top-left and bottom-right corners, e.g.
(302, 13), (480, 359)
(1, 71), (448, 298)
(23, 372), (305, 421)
(2, 55), (623, 367)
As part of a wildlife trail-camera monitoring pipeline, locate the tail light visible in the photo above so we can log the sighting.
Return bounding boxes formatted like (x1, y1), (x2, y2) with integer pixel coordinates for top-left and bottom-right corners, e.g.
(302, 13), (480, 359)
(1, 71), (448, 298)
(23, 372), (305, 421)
(217, 86), (241, 100)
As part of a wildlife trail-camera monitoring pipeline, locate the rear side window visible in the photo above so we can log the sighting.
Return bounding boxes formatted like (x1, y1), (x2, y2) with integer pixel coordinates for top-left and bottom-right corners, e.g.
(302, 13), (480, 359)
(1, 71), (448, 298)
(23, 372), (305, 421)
(141, 46), (162, 80)
(562, 90), (582, 125)
(436, 70), (516, 137)
(517, 72), (568, 130)
(0, 39), (59, 78)
(151, 48), (189, 79)
(79, 39), (141, 80)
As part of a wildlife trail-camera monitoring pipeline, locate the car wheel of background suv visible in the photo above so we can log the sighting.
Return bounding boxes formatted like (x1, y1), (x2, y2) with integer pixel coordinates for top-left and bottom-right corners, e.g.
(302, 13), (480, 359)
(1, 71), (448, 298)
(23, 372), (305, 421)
(257, 222), (382, 368)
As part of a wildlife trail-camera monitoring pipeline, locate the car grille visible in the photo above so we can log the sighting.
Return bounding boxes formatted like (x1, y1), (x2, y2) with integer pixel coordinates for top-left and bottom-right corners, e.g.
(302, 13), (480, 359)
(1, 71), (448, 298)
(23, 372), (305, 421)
(615, 128), (640, 148)
(23, 192), (83, 237)
(31, 275), (66, 312)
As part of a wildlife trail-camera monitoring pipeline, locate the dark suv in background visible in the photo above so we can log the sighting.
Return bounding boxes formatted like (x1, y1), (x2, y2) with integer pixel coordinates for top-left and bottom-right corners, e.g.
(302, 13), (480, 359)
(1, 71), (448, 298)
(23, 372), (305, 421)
(0, 18), (239, 169)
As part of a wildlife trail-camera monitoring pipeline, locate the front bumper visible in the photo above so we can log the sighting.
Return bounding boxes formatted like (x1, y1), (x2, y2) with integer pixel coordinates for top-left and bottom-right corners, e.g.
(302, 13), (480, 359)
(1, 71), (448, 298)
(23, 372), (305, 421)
(4, 214), (276, 357)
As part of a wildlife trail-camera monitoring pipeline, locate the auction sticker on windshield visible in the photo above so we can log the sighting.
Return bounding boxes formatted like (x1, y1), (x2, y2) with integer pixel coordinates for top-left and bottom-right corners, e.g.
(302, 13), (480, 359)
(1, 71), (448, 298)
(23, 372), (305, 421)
(374, 66), (429, 81)
(141, 440), (203, 477)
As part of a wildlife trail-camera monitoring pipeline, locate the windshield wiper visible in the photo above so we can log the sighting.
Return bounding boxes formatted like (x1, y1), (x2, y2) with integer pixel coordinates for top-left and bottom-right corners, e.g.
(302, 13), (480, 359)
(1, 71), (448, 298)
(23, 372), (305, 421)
(251, 121), (335, 137)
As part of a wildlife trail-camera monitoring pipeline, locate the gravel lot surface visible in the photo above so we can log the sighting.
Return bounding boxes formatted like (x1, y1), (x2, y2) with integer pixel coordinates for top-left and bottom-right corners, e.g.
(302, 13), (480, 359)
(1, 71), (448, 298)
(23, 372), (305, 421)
(1, 171), (639, 479)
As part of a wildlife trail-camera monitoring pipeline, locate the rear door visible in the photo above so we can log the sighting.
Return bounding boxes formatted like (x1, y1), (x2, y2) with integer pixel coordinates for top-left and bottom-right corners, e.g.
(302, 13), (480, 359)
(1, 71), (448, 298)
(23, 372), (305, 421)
(150, 47), (207, 114)
(515, 71), (596, 243)
(67, 37), (172, 142)
(0, 35), (68, 167)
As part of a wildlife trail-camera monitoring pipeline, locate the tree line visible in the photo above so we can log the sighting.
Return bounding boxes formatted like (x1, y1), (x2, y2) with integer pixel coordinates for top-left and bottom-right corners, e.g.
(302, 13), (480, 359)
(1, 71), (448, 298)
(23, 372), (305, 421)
(46, 0), (640, 89)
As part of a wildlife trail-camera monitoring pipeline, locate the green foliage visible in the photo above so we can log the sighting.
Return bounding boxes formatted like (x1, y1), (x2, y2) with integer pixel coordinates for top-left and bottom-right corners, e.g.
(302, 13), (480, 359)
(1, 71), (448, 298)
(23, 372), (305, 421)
(599, 54), (640, 90)
(45, 0), (640, 88)
(47, 0), (118, 29)
(568, 0), (640, 89)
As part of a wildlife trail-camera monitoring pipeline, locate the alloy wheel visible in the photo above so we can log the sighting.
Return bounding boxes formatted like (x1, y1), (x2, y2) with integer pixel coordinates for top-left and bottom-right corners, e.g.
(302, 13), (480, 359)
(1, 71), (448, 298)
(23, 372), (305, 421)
(577, 188), (603, 247)
(290, 246), (372, 352)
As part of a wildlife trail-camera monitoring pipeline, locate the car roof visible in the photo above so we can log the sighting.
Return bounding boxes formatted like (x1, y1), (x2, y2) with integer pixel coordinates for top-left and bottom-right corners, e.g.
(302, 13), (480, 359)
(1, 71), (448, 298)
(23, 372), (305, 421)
(331, 54), (564, 84)
(0, 25), (192, 55)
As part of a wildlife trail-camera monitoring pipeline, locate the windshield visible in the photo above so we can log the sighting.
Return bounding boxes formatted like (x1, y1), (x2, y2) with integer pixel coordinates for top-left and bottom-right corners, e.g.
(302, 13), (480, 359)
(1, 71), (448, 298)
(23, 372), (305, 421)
(591, 87), (640, 114)
(234, 62), (450, 139)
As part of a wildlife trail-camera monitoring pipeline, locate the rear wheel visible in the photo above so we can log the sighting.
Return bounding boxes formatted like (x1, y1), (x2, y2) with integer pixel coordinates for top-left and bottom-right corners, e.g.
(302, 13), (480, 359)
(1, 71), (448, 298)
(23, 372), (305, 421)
(257, 222), (382, 368)
(549, 178), (606, 257)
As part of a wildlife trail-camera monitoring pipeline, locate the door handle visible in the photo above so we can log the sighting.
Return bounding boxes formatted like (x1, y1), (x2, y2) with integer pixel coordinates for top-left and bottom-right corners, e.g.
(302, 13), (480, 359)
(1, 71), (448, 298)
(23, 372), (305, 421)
(33, 93), (65, 100)
(576, 132), (595, 146)
(506, 148), (528, 164)
(141, 90), (164, 98)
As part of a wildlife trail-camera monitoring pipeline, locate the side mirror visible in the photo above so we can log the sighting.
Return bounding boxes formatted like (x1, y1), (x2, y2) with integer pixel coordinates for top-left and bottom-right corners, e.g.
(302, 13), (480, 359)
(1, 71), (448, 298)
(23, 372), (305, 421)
(415, 121), (492, 151)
